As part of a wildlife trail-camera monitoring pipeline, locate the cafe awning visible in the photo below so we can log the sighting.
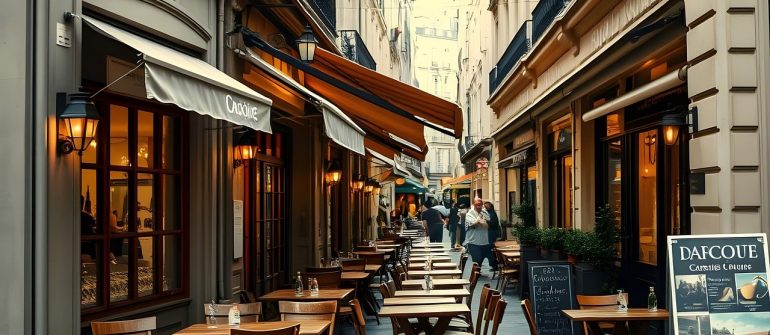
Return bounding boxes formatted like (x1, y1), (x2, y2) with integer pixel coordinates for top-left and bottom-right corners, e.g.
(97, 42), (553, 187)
(83, 16), (273, 133)
(395, 177), (427, 194)
(441, 173), (473, 189)
(237, 48), (366, 155)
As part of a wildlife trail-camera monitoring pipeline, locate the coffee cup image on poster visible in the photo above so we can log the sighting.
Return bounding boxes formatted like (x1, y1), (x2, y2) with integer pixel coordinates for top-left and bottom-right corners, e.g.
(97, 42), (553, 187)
(675, 274), (709, 312)
(735, 273), (769, 305)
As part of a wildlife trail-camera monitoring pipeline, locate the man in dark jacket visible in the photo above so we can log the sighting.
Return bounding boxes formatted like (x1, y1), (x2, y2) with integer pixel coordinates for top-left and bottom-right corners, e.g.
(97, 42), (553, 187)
(420, 200), (446, 242)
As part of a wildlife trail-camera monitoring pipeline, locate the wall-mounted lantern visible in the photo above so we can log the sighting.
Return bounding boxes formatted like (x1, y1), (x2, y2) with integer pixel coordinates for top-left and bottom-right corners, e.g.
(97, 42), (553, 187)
(58, 92), (100, 156)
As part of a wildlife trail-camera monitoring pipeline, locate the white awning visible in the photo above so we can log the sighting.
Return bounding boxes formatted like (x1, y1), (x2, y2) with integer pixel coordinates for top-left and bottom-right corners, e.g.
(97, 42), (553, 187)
(582, 67), (687, 122)
(237, 48), (366, 155)
(367, 148), (395, 167)
(83, 16), (273, 133)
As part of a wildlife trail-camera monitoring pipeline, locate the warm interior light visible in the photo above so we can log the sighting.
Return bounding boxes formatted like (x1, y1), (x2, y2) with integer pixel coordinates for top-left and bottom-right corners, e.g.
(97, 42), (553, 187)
(395, 178), (406, 185)
(325, 161), (342, 185)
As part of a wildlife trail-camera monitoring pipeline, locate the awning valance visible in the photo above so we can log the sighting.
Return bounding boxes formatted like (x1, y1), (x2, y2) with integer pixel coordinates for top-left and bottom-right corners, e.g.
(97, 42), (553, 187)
(237, 48), (366, 155)
(83, 16), (273, 133)
(395, 177), (426, 194)
(441, 173), (473, 188)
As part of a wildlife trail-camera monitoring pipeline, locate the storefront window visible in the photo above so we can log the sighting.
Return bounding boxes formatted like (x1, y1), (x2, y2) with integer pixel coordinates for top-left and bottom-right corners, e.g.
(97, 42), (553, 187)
(548, 116), (572, 228)
(606, 139), (623, 256)
(80, 100), (186, 313)
(638, 130), (657, 265)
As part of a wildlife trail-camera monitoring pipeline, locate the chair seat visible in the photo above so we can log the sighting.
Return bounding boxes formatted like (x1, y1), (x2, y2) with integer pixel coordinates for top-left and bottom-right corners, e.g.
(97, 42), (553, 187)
(443, 331), (473, 335)
(339, 306), (352, 315)
(428, 317), (470, 329)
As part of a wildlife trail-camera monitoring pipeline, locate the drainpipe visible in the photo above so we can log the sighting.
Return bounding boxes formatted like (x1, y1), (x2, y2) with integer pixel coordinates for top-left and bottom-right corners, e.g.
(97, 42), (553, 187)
(216, 0), (225, 301)
(217, 0), (225, 69)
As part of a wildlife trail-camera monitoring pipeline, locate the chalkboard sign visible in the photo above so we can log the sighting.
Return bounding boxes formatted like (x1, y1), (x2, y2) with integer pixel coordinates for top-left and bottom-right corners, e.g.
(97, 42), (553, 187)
(668, 234), (770, 335)
(528, 261), (576, 335)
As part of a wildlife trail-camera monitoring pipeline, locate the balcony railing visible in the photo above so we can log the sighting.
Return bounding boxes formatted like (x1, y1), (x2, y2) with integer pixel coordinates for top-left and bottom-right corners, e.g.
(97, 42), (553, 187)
(532, 0), (569, 44)
(489, 20), (531, 94)
(339, 30), (377, 71)
(464, 135), (484, 150)
(309, 0), (336, 32)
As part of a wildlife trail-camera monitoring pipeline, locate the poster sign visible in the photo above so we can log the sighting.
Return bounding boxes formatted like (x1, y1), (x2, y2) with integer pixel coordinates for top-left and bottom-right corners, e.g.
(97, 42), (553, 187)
(668, 234), (770, 335)
(233, 200), (244, 259)
(528, 261), (576, 335)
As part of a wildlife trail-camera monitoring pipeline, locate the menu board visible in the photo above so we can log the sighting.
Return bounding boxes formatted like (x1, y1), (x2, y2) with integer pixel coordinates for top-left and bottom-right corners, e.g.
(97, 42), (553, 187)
(668, 234), (770, 335)
(528, 261), (576, 335)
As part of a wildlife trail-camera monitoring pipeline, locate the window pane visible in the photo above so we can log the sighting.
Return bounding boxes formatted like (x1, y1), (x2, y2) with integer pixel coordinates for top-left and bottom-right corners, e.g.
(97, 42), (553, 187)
(81, 133), (98, 164)
(563, 156), (573, 229)
(137, 173), (154, 231)
(162, 116), (179, 169)
(163, 235), (181, 291)
(109, 237), (128, 302)
(607, 140), (623, 257)
(638, 130), (657, 265)
(137, 237), (154, 297)
(162, 174), (180, 230)
(137, 111), (154, 168)
(110, 171), (130, 232)
(81, 169), (100, 235)
(606, 113), (623, 137)
(110, 105), (130, 166)
(81, 242), (102, 307)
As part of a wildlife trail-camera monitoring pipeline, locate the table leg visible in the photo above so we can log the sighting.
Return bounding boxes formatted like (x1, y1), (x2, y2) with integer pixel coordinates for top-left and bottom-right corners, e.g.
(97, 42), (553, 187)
(585, 321), (605, 335)
(610, 321), (629, 335)
(430, 316), (453, 335)
(396, 317), (420, 335)
(628, 321), (651, 335)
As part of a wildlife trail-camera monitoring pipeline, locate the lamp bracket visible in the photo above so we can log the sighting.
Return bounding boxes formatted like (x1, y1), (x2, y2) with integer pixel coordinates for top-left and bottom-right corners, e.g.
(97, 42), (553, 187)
(687, 107), (699, 134)
(58, 134), (75, 155)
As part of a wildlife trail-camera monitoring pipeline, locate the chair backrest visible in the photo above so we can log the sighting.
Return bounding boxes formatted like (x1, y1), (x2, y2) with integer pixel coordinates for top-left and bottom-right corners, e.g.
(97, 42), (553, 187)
(576, 294), (627, 335)
(301, 270), (341, 289)
(474, 285), (496, 335)
(202, 302), (262, 324)
(576, 294), (626, 310)
(91, 316), (156, 335)
(385, 280), (397, 297)
(466, 270), (481, 306)
(341, 259), (366, 271)
(278, 301), (338, 335)
(239, 290), (257, 303)
(378, 282), (392, 298)
(350, 299), (367, 335)
(458, 252), (469, 277)
(488, 298), (508, 335)
(521, 299), (537, 335)
(482, 294), (502, 335)
(471, 262), (481, 276)
(231, 324), (299, 335)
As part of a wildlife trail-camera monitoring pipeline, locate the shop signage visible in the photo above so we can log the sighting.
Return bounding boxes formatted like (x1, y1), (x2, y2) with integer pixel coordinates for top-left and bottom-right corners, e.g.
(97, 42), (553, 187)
(528, 261), (576, 335)
(498, 146), (536, 169)
(668, 234), (770, 335)
(233, 200), (244, 259)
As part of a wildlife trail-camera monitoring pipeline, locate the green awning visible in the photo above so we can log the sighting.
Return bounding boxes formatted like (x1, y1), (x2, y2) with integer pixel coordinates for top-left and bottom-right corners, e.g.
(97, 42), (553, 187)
(395, 178), (426, 194)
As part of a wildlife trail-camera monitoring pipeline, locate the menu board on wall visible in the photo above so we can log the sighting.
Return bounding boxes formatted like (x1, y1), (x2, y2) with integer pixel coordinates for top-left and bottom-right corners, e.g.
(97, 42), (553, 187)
(233, 200), (244, 259)
(668, 234), (770, 335)
(528, 261), (576, 335)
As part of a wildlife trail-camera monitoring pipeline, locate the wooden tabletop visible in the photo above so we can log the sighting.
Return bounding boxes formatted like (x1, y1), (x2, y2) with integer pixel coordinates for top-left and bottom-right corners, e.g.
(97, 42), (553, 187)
(258, 288), (354, 302)
(401, 278), (469, 287)
(365, 264), (382, 273)
(383, 297), (457, 306)
(353, 250), (388, 256)
(501, 251), (520, 258)
(406, 269), (462, 278)
(379, 303), (470, 317)
(407, 262), (458, 269)
(410, 256), (452, 262)
(376, 244), (401, 248)
(174, 320), (331, 335)
(410, 253), (450, 257)
(341, 271), (371, 281)
(561, 309), (669, 321)
(393, 288), (470, 298)
(411, 244), (446, 248)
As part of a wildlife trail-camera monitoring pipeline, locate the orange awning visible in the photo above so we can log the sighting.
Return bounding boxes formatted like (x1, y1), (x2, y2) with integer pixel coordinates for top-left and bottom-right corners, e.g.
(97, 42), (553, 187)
(313, 48), (463, 138)
(441, 173), (474, 188)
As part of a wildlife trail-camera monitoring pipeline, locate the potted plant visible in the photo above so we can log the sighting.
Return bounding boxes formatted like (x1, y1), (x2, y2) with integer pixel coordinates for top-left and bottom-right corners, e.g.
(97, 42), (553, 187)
(511, 200), (539, 298)
(574, 204), (620, 295)
(563, 229), (589, 264)
(538, 227), (566, 260)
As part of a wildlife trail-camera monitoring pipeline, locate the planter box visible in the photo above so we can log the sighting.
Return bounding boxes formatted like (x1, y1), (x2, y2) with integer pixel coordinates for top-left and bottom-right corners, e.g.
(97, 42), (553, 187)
(573, 263), (611, 295)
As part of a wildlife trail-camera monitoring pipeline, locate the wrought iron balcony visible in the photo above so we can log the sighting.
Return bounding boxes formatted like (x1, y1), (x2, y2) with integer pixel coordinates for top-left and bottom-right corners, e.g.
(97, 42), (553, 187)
(339, 30), (377, 71)
(532, 0), (570, 44)
(489, 20), (531, 94)
(464, 135), (484, 150)
(308, 0), (336, 32)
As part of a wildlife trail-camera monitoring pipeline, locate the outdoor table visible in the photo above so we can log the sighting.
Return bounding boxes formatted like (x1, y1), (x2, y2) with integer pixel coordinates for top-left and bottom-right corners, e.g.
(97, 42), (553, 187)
(393, 288), (470, 298)
(258, 288), (354, 302)
(379, 303), (470, 335)
(364, 264), (382, 273)
(410, 256), (452, 262)
(401, 278), (471, 290)
(383, 297), (456, 306)
(342, 271), (377, 316)
(407, 262), (458, 270)
(561, 308), (669, 335)
(353, 250), (390, 256)
(411, 246), (451, 251)
(174, 320), (331, 335)
(376, 244), (401, 248)
(501, 251), (520, 258)
(407, 269), (462, 278)
(410, 252), (450, 257)
(411, 243), (445, 248)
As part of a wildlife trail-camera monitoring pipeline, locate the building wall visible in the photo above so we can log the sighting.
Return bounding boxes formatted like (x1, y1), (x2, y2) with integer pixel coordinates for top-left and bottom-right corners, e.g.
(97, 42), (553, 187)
(0, 0), (32, 333)
(685, 0), (770, 235)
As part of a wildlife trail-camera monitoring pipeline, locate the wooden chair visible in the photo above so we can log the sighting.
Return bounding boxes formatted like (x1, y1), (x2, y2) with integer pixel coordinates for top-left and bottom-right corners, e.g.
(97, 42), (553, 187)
(203, 302), (262, 324)
(495, 249), (519, 295)
(301, 270), (341, 289)
(350, 299), (367, 335)
(458, 252), (469, 278)
(486, 298), (508, 335)
(576, 294), (628, 335)
(444, 269), (481, 332)
(231, 324), (299, 335)
(90, 316), (156, 335)
(278, 301), (338, 335)
(239, 290), (258, 303)
(444, 286), (499, 335)
(481, 294), (502, 335)
(521, 299), (537, 335)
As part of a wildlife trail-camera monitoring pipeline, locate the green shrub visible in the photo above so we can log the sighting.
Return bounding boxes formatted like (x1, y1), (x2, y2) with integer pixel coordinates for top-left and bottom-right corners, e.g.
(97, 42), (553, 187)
(513, 225), (541, 247)
(564, 229), (590, 258)
(539, 227), (566, 250)
(511, 200), (535, 228)
(586, 204), (619, 270)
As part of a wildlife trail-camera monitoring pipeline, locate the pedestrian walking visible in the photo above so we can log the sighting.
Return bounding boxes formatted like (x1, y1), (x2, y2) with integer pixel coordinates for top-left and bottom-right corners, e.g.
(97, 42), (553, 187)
(457, 203), (467, 248)
(420, 200), (445, 242)
(464, 198), (497, 271)
(447, 202), (460, 249)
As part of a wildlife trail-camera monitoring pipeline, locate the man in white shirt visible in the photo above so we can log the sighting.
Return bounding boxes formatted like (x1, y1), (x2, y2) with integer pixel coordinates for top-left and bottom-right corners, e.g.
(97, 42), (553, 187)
(464, 198), (497, 271)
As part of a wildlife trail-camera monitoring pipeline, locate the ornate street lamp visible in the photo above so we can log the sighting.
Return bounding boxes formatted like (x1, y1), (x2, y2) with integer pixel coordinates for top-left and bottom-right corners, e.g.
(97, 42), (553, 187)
(661, 114), (686, 146)
(296, 26), (317, 63)
(352, 173), (365, 192)
(234, 131), (257, 167)
(58, 92), (100, 156)
(325, 160), (342, 185)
